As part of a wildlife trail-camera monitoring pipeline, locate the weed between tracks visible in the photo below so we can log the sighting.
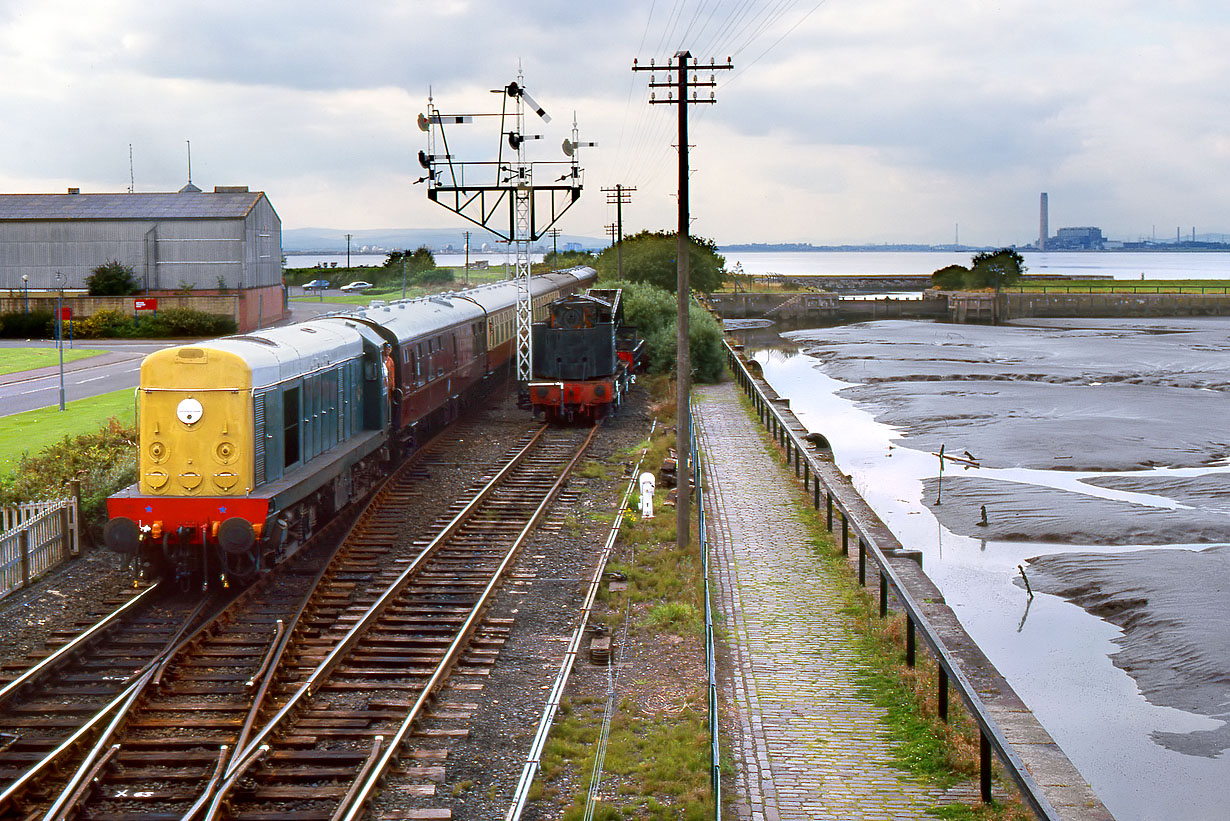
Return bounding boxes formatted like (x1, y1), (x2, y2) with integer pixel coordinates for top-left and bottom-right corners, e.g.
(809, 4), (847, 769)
(534, 420), (717, 820)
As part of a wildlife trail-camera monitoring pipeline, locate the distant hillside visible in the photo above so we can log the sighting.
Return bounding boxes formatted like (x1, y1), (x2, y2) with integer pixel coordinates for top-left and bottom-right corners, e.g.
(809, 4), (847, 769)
(284, 227), (606, 253)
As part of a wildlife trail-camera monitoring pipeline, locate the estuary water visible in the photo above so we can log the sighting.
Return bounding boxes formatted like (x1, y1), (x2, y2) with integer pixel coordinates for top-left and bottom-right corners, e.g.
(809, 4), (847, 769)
(735, 316), (1230, 821)
(290, 249), (1230, 282)
(720, 249), (1230, 281)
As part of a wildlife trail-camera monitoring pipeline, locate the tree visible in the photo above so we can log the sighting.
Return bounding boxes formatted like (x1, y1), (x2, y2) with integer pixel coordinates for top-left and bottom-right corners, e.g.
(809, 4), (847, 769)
(408, 246), (435, 275)
(594, 230), (726, 293)
(607, 279), (725, 383)
(86, 260), (139, 296)
(969, 248), (1025, 290)
(930, 249), (1025, 291)
(931, 264), (969, 290)
(381, 246), (438, 287)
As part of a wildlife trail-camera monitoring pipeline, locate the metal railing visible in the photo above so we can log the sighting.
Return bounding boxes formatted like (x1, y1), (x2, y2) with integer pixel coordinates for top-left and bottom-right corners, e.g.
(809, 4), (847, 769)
(1006, 284), (1230, 294)
(693, 401), (722, 818)
(0, 494), (79, 600)
(724, 339), (1062, 820)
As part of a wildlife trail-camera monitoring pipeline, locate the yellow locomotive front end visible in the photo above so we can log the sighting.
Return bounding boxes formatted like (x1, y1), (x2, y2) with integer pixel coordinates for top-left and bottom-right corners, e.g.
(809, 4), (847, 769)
(138, 346), (255, 497)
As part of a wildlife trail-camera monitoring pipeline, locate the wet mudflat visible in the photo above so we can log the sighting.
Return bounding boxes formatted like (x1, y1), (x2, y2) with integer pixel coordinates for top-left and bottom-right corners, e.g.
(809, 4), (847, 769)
(742, 316), (1230, 821)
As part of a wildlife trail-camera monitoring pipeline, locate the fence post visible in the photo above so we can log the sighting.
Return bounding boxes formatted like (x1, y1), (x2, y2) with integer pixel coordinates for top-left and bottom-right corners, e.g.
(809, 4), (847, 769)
(18, 530), (30, 589)
(906, 616), (916, 667)
(68, 480), (81, 556)
(938, 667), (949, 722)
(980, 732), (992, 802)
(840, 512), (849, 554)
(858, 539), (866, 586)
(878, 571), (887, 617)
(59, 505), (71, 561)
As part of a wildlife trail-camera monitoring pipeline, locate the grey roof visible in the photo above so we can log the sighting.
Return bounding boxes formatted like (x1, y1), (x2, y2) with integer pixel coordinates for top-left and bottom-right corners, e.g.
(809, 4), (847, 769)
(0, 191), (266, 221)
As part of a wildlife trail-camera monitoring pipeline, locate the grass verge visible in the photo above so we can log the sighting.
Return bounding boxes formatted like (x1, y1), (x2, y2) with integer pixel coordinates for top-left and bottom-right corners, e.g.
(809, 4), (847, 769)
(0, 347), (102, 376)
(0, 388), (134, 474)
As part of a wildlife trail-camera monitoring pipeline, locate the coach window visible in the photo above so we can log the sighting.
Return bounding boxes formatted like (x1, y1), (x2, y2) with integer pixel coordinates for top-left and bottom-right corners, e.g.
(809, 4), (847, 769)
(283, 386), (301, 468)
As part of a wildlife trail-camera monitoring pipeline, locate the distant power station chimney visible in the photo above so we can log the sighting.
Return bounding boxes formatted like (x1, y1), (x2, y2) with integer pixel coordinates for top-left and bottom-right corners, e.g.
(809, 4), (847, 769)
(1039, 192), (1049, 251)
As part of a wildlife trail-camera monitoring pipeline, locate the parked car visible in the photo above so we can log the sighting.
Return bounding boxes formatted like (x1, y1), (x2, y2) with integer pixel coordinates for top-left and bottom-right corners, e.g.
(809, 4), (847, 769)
(340, 280), (374, 292)
(302, 279), (331, 291)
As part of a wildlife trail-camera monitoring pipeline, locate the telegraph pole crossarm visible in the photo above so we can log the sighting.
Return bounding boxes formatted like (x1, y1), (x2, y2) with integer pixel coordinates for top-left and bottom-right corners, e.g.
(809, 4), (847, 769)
(602, 184), (636, 281)
(632, 51), (732, 550)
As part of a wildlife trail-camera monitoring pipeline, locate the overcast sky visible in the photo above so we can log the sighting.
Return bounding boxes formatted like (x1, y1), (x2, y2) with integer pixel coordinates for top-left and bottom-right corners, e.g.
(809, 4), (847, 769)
(1, 0), (1226, 247)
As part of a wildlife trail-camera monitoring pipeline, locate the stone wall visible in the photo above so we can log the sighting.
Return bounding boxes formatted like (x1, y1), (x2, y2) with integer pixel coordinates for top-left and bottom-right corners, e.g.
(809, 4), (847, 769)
(944, 291), (1230, 323)
(0, 283), (288, 333)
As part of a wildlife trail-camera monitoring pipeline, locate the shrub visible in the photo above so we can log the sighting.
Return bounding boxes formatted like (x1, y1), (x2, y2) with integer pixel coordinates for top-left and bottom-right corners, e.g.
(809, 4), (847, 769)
(86, 260), (139, 296)
(0, 310), (54, 339)
(931, 265), (969, 290)
(136, 307), (236, 337)
(603, 279), (726, 383)
(69, 307), (236, 339)
(417, 268), (455, 285)
(71, 309), (137, 339)
(0, 418), (137, 546)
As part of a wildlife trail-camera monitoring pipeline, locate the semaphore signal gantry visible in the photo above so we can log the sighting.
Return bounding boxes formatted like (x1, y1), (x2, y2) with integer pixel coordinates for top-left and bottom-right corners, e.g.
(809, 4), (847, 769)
(416, 76), (593, 383)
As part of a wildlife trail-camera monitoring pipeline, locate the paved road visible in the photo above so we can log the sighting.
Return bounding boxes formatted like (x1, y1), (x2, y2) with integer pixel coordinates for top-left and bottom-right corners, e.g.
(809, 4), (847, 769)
(0, 341), (157, 417)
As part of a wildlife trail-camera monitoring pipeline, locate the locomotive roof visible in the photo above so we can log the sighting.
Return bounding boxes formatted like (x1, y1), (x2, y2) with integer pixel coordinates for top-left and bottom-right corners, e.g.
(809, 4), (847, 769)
(188, 319), (365, 389)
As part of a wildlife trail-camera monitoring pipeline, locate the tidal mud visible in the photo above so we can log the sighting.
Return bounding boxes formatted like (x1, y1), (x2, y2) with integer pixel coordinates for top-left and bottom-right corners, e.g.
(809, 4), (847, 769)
(785, 317), (1230, 758)
(1023, 546), (1230, 757)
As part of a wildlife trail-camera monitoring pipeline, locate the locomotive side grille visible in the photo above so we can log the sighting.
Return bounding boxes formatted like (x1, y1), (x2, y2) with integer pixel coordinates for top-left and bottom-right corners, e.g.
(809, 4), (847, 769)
(253, 392), (266, 486)
(337, 366), (346, 442)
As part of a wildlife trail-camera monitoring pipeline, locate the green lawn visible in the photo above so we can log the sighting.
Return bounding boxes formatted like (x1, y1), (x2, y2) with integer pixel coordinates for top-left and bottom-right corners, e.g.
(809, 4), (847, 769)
(0, 388), (135, 474)
(0, 347), (103, 376)
(1009, 279), (1230, 293)
(286, 266), (511, 306)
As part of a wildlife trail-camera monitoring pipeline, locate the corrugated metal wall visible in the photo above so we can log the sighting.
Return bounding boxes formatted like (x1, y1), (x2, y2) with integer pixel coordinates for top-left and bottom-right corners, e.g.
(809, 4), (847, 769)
(0, 196), (283, 292)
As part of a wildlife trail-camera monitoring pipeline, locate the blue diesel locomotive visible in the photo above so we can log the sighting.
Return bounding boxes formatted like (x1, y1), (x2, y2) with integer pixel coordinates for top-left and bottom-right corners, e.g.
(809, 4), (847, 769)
(104, 268), (597, 585)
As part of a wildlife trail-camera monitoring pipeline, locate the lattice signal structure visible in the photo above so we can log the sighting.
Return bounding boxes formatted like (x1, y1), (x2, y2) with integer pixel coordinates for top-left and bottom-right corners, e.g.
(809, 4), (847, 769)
(417, 75), (588, 383)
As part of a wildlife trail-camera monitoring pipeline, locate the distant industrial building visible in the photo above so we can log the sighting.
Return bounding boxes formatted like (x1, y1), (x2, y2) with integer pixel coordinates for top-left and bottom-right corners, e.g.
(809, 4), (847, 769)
(1048, 226), (1105, 250)
(0, 185), (284, 330)
(1039, 192), (1048, 251)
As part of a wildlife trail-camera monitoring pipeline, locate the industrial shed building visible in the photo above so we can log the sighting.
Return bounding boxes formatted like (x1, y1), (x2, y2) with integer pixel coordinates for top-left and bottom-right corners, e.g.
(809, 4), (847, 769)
(0, 185), (286, 331)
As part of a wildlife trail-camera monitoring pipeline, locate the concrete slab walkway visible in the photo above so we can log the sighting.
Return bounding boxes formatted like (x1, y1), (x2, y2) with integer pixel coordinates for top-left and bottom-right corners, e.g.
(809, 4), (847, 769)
(695, 380), (982, 821)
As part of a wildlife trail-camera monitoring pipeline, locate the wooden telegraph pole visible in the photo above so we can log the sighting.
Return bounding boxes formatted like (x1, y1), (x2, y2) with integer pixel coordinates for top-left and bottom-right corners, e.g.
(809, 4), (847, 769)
(633, 51), (732, 549)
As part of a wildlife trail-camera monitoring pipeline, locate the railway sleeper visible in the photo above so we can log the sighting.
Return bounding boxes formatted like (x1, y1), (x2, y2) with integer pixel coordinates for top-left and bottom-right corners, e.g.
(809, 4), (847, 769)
(105, 766), (213, 780)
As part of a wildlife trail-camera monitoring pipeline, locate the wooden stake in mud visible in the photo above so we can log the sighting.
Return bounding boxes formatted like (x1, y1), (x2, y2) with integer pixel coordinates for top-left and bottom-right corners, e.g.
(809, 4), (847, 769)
(933, 444), (980, 506)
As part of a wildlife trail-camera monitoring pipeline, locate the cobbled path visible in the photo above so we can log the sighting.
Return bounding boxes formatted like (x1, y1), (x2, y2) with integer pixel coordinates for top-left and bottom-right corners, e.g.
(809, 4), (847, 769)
(696, 380), (981, 821)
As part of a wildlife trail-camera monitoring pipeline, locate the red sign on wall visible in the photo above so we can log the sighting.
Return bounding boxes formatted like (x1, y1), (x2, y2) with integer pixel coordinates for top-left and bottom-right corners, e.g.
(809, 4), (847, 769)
(134, 298), (158, 311)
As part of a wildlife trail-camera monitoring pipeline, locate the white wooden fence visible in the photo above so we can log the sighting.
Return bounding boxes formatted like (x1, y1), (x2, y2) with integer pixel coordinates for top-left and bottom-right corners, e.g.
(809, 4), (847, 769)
(0, 495), (79, 601)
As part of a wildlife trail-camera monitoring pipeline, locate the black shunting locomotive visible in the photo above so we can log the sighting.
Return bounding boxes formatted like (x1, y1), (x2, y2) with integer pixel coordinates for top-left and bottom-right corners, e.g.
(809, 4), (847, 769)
(527, 288), (646, 422)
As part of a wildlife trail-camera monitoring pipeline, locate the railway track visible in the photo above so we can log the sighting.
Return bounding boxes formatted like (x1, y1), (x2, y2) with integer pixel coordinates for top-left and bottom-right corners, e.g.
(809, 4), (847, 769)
(0, 582), (205, 809)
(5, 421), (596, 819)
